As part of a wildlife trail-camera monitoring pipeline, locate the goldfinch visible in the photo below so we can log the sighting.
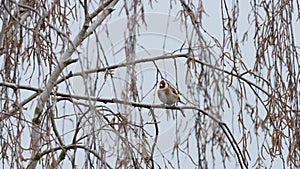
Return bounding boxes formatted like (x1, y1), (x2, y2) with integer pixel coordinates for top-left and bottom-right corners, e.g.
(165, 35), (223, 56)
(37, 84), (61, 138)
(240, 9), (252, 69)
(157, 79), (182, 105)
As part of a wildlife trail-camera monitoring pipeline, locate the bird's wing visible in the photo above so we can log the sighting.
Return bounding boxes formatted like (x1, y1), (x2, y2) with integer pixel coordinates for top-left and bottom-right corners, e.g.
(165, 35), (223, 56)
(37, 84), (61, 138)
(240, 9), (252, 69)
(171, 87), (179, 95)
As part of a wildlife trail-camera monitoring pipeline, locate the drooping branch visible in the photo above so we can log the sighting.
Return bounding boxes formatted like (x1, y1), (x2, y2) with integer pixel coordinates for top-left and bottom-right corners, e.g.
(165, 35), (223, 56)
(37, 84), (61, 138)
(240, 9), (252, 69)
(3, 50), (291, 123)
(56, 94), (248, 168)
(1, 81), (247, 168)
(56, 52), (295, 116)
(32, 144), (113, 169)
(56, 53), (270, 97)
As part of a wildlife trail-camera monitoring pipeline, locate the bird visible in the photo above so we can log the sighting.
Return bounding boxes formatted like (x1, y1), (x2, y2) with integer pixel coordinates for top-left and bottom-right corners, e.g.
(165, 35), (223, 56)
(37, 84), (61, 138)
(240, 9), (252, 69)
(157, 79), (182, 105)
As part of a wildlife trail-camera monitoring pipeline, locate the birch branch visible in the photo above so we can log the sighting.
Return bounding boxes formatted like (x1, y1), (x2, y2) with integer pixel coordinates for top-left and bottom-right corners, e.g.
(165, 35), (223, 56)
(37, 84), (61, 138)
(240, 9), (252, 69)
(1, 80), (247, 168)
(27, 1), (119, 168)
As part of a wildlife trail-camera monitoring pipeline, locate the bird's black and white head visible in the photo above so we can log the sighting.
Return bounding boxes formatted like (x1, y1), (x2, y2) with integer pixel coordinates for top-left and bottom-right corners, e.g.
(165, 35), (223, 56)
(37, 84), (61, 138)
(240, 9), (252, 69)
(159, 80), (168, 89)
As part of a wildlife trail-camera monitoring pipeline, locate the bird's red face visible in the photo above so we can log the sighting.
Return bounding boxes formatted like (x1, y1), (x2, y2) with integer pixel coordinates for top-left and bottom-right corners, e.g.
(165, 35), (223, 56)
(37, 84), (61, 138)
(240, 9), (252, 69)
(159, 80), (166, 89)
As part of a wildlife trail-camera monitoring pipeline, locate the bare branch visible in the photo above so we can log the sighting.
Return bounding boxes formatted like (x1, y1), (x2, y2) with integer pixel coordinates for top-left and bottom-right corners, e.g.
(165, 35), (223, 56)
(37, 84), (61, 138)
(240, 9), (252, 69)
(27, 1), (120, 168)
